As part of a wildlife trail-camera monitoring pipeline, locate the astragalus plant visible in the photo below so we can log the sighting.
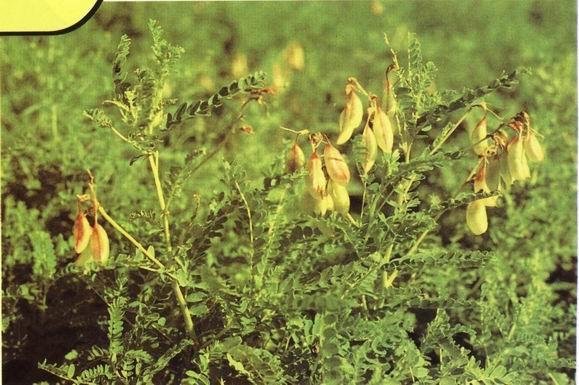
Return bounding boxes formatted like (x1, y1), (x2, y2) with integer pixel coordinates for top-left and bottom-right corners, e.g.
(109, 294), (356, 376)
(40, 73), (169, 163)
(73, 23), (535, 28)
(30, 25), (571, 385)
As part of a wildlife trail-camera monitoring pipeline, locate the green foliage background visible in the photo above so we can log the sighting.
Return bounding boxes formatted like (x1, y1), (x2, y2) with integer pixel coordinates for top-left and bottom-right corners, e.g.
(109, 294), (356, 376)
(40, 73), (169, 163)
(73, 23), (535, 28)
(1, 1), (576, 384)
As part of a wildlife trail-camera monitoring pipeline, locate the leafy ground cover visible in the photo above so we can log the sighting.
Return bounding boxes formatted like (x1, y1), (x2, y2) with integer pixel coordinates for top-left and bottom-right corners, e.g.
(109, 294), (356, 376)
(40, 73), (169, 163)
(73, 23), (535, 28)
(1, 1), (576, 384)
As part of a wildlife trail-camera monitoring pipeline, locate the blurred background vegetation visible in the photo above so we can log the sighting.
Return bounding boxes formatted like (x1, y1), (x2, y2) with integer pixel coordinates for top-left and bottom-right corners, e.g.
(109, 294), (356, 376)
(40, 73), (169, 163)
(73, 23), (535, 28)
(1, 1), (576, 383)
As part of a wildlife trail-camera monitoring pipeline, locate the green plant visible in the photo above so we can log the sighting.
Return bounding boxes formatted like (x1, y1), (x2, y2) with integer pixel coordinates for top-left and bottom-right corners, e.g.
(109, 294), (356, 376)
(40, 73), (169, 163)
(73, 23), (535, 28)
(2, 10), (574, 385)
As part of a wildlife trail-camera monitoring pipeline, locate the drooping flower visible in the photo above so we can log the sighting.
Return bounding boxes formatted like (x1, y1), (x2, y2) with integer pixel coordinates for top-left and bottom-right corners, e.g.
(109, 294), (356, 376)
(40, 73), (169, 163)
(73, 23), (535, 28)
(466, 200), (488, 235)
(471, 117), (489, 156)
(507, 135), (531, 182)
(473, 162), (489, 194)
(337, 82), (364, 145)
(75, 224), (110, 266)
(324, 143), (350, 185)
(314, 194), (334, 216)
(287, 142), (305, 173)
(499, 152), (514, 186)
(328, 180), (350, 215)
(90, 224), (110, 263)
(372, 102), (393, 154)
(362, 122), (378, 174)
(306, 151), (327, 199)
(524, 130), (545, 162)
(73, 211), (92, 253)
(384, 82), (397, 117)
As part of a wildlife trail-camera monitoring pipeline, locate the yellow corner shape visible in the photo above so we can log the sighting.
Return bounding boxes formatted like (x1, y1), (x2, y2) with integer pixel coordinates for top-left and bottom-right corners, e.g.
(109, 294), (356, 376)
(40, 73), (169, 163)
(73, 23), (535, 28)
(0, 0), (100, 33)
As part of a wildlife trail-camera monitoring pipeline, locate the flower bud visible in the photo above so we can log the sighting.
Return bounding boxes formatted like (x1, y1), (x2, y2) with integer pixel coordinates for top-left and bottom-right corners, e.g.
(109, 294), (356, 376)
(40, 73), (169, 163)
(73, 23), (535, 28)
(362, 124), (378, 174)
(466, 200), (488, 235)
(324, 143), (350, 185)
(328, 180), (350, 215)
(507, 136), (531, 182)
(306, 151), (327, 199)
(471, 117), (489, 156)
(372, 105), (393, 154)
(287, 143), (305, 173)
(337, 83), (363, 145)
(73, 211), (92, 253)
(90, 224), (110, 263)
(524, 131), (544, 162)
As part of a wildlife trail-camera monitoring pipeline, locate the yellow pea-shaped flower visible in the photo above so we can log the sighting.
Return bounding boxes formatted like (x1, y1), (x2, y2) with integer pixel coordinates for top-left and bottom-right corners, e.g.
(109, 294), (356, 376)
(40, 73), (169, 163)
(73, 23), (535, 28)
(75, 223), (110, 266)
(471, 117), (489, 156)
(287, 143), (305, 173)
(362, 124), (378, 174)
(328, 180), (350, 215)
(473, 163), (490, 193)
(372, 105), (393, 154)
(90, 224), (110, 264)
(524, 131), (545, 162)
(314, 194), (334, 216)
(507, 136), (530, 182)
(499, 153), (513, 187)
(337, 83), (363, 145)
(324, 143), (350, 185)
(73, 211), (92, 253)
(306, 151), (327, 199)
(466, 200), (488, 235)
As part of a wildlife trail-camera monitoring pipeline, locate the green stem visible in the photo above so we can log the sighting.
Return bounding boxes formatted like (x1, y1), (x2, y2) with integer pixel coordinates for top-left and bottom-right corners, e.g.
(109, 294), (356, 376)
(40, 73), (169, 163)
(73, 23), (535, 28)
(147, 153), (195, 338)
(97, 206), (176, 280)
(149, 154), (172, 251)
(404, 227), (430, 259)
(382, 110), (473, 256)
(109, 125), (130, 144)
(429, 109), (471, 156)
(187, 108), (246, 175)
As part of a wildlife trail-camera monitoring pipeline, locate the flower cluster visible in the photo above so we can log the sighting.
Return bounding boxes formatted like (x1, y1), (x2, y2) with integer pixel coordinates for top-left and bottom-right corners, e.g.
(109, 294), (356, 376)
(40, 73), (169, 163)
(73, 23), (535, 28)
(285, 77), (397, 220)
(73, 195), (110, 266)
(336, 79), (396, 176)
(286, 135), (352, 217)
(466, 111), (545, 235)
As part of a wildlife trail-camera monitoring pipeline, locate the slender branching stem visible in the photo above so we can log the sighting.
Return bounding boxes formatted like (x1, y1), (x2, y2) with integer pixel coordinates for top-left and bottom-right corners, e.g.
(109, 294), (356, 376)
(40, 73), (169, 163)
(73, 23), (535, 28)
(97, 206), (178, 280)
(429, 109), (472, 156)
(109, 125), (131, 143)
(399, 109), (474, 257)
(148, 154), (172, 252)
(147, 152), (195, 338)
